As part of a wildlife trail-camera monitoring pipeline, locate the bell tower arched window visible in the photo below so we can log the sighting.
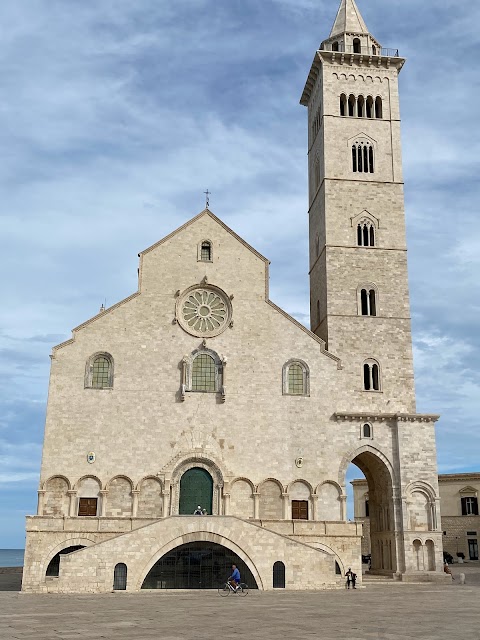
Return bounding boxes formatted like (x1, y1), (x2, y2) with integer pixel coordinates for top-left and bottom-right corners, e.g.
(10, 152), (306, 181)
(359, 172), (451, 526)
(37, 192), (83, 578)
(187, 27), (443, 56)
(360, 288), (377, 316)
(363, 360), (381, 391)
(352, 141), (374, 174)
(353, 38), (361, 53)
(375, 97), (383, 119)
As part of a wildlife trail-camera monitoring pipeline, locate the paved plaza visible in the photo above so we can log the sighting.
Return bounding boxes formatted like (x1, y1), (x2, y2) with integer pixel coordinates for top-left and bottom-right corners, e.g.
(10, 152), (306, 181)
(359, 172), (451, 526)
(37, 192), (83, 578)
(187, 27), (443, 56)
(0, 567), (479, 640)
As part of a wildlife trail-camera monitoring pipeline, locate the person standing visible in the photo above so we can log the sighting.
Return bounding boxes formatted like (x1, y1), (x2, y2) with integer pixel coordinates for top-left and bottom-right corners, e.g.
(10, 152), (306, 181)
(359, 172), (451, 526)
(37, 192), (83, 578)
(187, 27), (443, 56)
(345, 567), (353, 589)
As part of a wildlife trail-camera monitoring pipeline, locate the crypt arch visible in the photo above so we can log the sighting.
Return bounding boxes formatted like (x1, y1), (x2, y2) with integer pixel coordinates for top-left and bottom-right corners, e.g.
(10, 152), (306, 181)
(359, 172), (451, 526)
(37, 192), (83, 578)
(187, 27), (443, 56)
(137, 530), (263, 590)
(42, 536), (96, 579)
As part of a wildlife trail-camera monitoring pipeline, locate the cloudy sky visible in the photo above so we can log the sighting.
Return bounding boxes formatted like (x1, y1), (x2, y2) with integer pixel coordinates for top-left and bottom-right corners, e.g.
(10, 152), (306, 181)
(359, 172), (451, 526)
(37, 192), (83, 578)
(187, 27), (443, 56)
(1, 0), (479, 547)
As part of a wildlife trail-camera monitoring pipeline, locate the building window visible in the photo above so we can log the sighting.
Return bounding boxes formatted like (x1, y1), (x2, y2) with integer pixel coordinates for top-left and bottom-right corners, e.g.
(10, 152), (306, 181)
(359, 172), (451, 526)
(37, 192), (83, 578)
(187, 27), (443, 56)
(366, 96), (374, 118)
(461, 497), (479, 516)
(201, 241), (211, 261)
(353, 38), (361, 54)
(352, 142), (374, 173)
(357, 95), (364, 118)
(85, 353), (114, 389)
(292, 500), (309, 520)
(360, 288), (377, 316)
(365, 500), (370, 517)
(273, 561), (286, 588)
(363, 360), (380, 391)
(183, 348), (224, 398)
(348, 94), (355, 117)
(375, 96), (383, 119)
(78, 498), (98, 516)
(340, 94), (347, 116)
(192, 354), (216, 392)
(357, 222), (375, 247)
(363, 423), (372, 438)
(332, 41), (339, 52)
(283, 360), (310, 396)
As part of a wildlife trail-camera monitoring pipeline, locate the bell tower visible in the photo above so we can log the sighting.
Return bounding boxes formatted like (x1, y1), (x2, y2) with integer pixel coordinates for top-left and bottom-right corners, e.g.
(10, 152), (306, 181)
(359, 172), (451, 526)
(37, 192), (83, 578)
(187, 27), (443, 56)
(301, 0), (415, 413)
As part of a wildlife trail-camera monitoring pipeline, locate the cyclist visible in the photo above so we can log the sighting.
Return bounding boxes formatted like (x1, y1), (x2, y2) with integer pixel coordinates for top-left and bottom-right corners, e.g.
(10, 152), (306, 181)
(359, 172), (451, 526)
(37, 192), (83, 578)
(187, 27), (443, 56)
(228, 564), (241, 590)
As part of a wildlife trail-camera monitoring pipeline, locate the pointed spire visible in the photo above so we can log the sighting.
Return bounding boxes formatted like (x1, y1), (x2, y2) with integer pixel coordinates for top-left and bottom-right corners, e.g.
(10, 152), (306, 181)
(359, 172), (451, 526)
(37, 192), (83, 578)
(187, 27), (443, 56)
(330, 0), (369, 38)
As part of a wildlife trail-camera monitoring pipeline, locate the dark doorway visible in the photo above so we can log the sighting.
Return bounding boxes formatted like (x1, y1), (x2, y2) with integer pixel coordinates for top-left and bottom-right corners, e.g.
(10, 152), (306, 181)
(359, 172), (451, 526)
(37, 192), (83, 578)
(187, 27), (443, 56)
(141, 541), (258, 589)
(113, 563), (127, 590)
(179, 467), (213, 515)
(273, 561), (286, 588)
(468, 539), (478, 560)
(292, 500), (308, 520)
(46, 546), (85, 577)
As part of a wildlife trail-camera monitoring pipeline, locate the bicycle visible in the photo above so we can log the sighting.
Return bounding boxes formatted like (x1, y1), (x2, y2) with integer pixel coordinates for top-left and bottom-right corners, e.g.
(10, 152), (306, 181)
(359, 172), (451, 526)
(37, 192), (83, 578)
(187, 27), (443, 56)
(218, 581), (249, 596)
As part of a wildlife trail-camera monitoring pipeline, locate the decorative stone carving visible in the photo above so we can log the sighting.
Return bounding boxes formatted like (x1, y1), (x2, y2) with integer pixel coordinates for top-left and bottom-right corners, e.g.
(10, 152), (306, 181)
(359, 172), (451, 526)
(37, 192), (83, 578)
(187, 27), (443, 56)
(176, 285), (232, 338)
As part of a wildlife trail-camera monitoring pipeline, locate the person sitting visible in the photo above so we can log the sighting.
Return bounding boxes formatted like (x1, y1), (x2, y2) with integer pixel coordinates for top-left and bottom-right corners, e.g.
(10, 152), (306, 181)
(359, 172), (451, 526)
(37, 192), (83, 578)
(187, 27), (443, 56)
(444, 562), (455, 580)
(193, 506), (203, 515)
(229, 564), (241, 590)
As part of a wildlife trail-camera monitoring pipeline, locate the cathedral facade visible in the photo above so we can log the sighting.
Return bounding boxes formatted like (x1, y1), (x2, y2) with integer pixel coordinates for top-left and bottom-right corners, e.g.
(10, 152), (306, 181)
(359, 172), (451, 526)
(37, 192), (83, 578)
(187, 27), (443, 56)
(22, 0), (448, 593)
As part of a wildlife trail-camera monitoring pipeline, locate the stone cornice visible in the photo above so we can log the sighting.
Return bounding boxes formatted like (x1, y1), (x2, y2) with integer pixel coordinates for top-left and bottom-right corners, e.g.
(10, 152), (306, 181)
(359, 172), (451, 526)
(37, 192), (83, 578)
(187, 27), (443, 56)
(334, 412), (440, 423)
(438, 473), (480, 482)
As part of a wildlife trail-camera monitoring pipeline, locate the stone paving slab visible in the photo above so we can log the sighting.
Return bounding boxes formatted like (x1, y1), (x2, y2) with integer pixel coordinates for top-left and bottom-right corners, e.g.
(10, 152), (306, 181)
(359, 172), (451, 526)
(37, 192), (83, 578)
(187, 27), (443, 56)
(0, 576), (479, 640)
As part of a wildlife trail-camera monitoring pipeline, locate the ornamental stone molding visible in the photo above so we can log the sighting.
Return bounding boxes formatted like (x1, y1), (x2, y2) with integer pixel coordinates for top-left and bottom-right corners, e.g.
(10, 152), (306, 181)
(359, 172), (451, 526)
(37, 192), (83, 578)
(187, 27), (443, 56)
(176, 284), (232, 338)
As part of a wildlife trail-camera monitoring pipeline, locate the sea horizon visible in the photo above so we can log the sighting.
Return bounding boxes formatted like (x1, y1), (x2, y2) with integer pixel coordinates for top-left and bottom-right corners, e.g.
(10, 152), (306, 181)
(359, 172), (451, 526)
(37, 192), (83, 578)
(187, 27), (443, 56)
(0, 549), (25, 567)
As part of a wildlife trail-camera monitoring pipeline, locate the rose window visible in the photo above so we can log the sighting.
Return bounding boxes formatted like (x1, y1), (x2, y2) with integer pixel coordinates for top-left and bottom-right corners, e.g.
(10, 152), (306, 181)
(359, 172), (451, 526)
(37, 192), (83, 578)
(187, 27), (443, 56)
(177, 286), (232, 337)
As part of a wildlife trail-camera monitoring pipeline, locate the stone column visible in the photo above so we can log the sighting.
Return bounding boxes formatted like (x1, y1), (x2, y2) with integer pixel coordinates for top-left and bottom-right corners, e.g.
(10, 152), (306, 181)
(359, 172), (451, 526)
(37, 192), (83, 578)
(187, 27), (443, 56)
(99, 490), (109, 517)
(67, 490), (77, 517)
(37, 490), (46, 516)
(131, 490), (140, 518)
(282, 493), (290, 520)
(311, 495), (319, 521)
(340, 494), (347, 521)
(223, 493), (231, 516)
(253, 493), (260, 520)
(163, 484), (171, 516)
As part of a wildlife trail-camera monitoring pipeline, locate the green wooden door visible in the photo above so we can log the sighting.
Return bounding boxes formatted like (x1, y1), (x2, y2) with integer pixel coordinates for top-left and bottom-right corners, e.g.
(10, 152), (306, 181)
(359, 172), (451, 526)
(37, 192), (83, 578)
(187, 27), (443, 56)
(179, 468), (213, 515)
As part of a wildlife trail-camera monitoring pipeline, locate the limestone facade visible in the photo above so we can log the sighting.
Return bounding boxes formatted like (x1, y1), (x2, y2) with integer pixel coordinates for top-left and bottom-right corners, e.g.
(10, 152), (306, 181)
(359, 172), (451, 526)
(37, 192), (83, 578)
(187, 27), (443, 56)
(353, 473), (480, 564)
(22, 0), (449, 593)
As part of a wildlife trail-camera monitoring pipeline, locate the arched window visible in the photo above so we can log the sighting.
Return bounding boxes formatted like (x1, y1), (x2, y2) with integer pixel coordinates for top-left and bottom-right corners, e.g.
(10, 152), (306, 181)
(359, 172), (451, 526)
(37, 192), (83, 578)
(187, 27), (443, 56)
(283, 360), (310, 396)
(357, 222), (375, 247)
(113, 563), (127, 590)
(192, 354), (216, 391)
(197, 239), (213, 262)
(360, 288), (377, 316)
(366, 96), (374, 118)
(273, 561), (286, 588)
(183, 348), (224, 397)
(352, 142), (374, 173)
(353, 38), (361, 54)
(363, 360), (380, 391)
(332, 41), (339, 52)
(375, 96), (383, 119)
(85, 353), (114, 389)
(363, 423), (372, 438)
(357, 95), (364, 118)
(348, 94), (355, 117)
(340, 94), (347, 116)
(372, 45), (377, 55)
(201, 241), (211, 261)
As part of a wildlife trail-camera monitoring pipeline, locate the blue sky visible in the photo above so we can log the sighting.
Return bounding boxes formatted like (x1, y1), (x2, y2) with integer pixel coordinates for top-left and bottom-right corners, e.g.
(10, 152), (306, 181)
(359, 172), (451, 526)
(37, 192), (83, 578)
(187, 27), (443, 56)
(1, 0), (479, 547)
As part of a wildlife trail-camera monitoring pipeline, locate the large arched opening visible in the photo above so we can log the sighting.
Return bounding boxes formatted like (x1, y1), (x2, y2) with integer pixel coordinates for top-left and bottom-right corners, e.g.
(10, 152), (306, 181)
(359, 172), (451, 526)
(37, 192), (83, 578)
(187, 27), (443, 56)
(45, 545), (86, 577)
(179, 467), (213, 515)
(141, 541), (259, 589)
(344, 447), (397, 574)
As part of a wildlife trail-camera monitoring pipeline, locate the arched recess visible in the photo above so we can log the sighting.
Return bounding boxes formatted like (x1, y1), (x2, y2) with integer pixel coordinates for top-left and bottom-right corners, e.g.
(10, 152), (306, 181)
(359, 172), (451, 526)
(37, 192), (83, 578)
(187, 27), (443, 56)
(42, 537), (96, 579)
(288, 480), (312, 520)
(258, 478), (284, 520)
(105, 476), (133, 517)
(43, 475), (70, 516)
(339, 446), (397, 573)
(425, 540), (436, 571)
(315, 481), (342, 520)
(230, 478), (255, 519)
(137, 532), (263, 590)
(137, 476), (163, 518)
(170, 455), (225, 516)
(407, 490), (433, 532)
(273, 561), (286, 588)
(75, 476), (102, 517)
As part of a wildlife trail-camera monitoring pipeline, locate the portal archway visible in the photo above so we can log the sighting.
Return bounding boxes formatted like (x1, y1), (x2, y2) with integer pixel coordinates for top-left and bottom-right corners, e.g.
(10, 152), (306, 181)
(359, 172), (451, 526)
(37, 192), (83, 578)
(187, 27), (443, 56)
(141, 541), (258, 589)
(341, 447), (397, 573)
(45, 545), (86, 577)
(179, 467), (213, 515)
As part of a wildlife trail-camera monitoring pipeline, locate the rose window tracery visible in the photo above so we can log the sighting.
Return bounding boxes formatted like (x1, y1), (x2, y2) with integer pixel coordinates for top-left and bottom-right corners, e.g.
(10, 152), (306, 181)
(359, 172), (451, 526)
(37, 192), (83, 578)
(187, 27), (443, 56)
(176, 286), (232, 337)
